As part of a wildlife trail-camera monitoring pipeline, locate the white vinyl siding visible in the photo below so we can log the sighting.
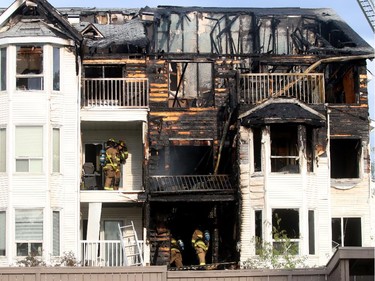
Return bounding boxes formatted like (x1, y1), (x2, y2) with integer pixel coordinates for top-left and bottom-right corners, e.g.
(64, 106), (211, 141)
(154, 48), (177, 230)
(52, 128), (60, 173)
(15, 209), (43, 256)
(0, 128), (5, 172)
(15, 126), (43, 173)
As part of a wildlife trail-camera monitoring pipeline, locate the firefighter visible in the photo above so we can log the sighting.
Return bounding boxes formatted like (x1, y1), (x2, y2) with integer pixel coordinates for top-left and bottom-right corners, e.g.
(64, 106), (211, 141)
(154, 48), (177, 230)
(117, 140), (129, 164)
(103, 138), (121, 190)
(191, 227), (210, 265)
(170, 237), (184, 268)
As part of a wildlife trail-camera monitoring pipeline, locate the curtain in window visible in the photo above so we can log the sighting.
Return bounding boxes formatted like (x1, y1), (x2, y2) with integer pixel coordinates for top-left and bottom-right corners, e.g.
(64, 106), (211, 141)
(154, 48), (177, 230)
(15, 209), (43, 241)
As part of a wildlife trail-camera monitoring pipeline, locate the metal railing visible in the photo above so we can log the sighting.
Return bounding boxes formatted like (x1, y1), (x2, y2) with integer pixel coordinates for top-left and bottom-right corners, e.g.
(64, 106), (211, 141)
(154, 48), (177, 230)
(80, 240), (144, 267)
(240, 73), (325, 104)
(149, 175), (233, 193)
(82, 78), (149, 108)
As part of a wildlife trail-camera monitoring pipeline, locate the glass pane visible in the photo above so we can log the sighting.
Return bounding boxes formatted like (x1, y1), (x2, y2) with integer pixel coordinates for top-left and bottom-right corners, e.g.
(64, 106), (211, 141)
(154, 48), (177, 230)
(31, 243), (42, 256)
(15, 126), (43, 157)
(53, 47), (60, 91)
(30, 159), (43, 173)
(17, 243), (28, 256)
(16, 77), (43, 90)
(15, 209), (43, 240)
(53, 211), (60, 256)
(53, 128), (60, 172)
(0, 128), (5, 172)
(16, 159), (29, 172)
(16, 46), (43, 75)
(0, 48), (6, 91)
(0, 212), (5, 256)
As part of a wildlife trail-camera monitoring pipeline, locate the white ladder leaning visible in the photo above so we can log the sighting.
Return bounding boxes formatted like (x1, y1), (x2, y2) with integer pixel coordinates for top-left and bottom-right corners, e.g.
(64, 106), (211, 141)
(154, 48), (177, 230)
(118, 221), (144, 266)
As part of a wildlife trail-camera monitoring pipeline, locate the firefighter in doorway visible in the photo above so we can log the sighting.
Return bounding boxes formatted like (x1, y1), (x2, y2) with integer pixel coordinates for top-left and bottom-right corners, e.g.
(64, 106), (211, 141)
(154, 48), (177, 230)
(103, 138), (122, 190)
(170, 237), (184, 268)
(191, 228), (210, 265)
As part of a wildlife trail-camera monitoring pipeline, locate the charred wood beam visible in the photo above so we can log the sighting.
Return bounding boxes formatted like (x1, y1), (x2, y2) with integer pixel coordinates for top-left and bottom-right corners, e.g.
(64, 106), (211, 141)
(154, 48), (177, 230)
(172, 62), (188, 107)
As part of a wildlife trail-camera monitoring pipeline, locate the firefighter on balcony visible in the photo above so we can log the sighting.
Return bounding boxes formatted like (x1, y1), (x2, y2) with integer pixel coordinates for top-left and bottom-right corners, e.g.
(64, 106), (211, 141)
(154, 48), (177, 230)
(170, 236), (184, 268)
(117, 140), (129, 164)
(191, 227), (210, 265)
(103, 138), (121, 190)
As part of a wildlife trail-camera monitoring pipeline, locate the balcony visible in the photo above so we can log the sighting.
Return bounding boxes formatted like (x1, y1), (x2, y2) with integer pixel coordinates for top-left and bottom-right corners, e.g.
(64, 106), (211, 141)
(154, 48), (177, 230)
(239, 73), (325, 104)
(149, 175), (234, 193)
(80, 240), (145, 267)
(82, 78), (149, 108)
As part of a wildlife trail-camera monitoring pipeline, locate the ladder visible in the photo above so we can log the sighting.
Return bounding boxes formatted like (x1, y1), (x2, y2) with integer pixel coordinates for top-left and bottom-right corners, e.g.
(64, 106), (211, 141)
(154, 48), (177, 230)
(118, 221), (144, 266)
(357, 0), (375, 32)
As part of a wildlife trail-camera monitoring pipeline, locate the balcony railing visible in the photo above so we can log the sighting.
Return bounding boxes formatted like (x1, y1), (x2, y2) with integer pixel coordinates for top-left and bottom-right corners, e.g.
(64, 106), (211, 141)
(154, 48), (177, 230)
(149, 175), (233, 193)
(82, 78), (149, 108)
(240, 73), (325, 104)
(80, 240), (144, 267)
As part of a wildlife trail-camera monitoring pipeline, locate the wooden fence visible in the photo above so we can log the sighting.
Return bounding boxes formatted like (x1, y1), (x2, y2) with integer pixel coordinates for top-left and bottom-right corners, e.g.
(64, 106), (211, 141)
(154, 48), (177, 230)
(0, 248), (373, 281)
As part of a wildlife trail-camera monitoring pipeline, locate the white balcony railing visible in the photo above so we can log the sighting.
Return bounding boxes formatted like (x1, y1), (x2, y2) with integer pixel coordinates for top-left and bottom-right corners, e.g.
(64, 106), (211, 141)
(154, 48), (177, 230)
(80, 240), (144, 267)
(240, 73), (325, 104)
(82, 78), (149, 108)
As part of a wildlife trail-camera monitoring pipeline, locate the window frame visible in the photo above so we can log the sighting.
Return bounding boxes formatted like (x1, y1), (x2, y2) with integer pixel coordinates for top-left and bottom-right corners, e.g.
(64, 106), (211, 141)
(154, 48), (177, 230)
(52, 210), (60, 256)
(52, 47), (60, 91)
(16, 45), (44, 91)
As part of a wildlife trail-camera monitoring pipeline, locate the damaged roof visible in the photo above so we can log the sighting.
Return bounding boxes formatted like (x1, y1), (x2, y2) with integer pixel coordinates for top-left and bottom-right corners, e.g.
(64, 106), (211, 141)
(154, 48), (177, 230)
(239, 98), (326, 127)
(74, 18), (148, 48)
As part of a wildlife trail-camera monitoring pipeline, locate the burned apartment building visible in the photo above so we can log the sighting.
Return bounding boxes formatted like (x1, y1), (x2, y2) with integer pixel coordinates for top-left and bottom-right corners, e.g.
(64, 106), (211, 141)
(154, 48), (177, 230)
(0, 0), (374, 269)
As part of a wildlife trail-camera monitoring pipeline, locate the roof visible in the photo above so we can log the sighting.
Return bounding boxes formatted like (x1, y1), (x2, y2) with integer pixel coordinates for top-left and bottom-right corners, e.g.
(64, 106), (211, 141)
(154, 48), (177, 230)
(239, 98), (326, 127)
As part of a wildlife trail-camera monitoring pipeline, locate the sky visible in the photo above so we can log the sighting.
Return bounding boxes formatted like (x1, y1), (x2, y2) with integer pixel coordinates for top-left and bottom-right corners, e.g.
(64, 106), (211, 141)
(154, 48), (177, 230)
(2, 0), (375, 118)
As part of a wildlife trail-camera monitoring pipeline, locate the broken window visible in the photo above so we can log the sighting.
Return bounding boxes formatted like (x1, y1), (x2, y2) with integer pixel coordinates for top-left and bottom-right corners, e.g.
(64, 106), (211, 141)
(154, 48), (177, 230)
(169, 144), (213, 175)
(330, 138), (361, 179)
(16, 46), (43, 90)
(0, 48), (6, 91)
(168, 62), (213, 108)
(332, 217), (362, 249)
(84, 65), (124, 78)
(270, 125), (299, 173)
(326, 64), (359, 104)
(252, 127), (262, 172)
(272, 209), (300, 255)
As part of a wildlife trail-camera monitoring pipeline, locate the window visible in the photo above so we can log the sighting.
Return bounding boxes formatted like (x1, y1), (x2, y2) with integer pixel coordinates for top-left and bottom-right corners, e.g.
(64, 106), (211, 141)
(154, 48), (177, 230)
(270, 125), (299, 173)
(0, 211), (5, 256)
(52, 211), (60, 256)
(255, 210), (262, 253)
(16, 46), (43, 90)
(169, 62), (213, 108)
(0, 48), (6, 91)
(15, 126), (43, 173)
(15, 209), (43, 256)
(330, 139), (361, 178)
(0, 128), (5, 172)
(308, 210), (315, 255)
(272, 208), (299, 255)
(53, 47), (60, 91)
(52, 128), (60, 173)
(253, 128), (262, 172)
(332, 217), (362, 249)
